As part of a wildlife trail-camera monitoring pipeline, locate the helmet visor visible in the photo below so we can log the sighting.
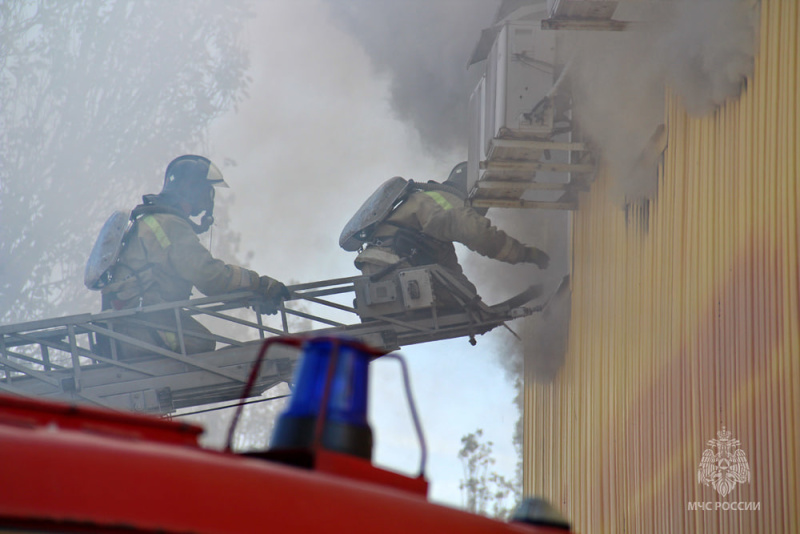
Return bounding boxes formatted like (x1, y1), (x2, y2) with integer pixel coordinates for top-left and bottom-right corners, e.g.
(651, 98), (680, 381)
(206, 160), (228, 188)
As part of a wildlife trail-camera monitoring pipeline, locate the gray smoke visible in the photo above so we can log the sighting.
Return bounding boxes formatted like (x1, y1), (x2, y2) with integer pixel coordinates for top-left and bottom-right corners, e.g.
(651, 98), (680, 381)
(322, 1), (573, 382)
(484, 0), (758, 383)
(567, 0), (756, 203)
(325, 0), (501, 154)
(659, 1), (757, 116)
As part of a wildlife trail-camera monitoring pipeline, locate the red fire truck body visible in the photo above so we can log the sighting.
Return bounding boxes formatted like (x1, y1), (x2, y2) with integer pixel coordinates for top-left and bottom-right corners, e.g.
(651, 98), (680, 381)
(0, 393), (566, 533)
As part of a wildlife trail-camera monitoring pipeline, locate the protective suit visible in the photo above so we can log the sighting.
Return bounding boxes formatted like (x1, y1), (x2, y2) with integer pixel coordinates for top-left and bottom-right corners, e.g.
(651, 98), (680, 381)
(352, 165), (548, 309)
(97, 155), (287, 359)
(103, 211), (261, 309)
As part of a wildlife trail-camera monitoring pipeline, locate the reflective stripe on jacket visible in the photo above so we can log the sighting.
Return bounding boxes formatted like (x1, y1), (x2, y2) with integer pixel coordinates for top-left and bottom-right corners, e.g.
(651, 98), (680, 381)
(102, 212), (259, 307)
(365, 189), (528, 266)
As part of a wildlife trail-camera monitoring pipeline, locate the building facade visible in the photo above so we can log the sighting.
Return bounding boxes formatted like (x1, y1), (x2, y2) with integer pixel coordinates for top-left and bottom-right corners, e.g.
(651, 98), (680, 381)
(524, 2), (798, 532)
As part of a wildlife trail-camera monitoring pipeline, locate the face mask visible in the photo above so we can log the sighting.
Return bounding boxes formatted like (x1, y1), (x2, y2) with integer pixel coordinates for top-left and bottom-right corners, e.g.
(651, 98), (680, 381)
(188, 184), (214, 215)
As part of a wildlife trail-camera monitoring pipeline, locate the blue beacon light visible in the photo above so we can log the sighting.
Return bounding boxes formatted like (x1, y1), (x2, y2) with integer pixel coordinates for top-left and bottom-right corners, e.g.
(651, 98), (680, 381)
(226, 335), (428, 482)
(269, 337), (383, 460)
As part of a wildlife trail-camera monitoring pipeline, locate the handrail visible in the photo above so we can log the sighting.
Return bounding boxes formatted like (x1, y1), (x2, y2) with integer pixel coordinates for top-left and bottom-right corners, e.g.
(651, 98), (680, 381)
(0, 276), (359, 387)
(0, 268), (538, 413)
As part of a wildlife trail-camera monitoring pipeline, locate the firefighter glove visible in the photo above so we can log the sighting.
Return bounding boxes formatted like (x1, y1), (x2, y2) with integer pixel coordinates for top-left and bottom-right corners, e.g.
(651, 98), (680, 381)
(524, 247), (550, 269)
(255, 276), (291, 315)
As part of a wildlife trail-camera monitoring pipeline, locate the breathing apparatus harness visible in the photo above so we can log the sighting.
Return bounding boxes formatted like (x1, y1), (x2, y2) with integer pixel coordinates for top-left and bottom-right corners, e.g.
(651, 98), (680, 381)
(363, 180), (466, 281)
(100, 194), (211, 309)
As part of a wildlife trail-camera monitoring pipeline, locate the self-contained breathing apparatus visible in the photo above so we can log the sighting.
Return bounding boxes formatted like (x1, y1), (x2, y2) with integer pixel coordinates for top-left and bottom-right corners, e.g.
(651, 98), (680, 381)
(339, 163), (470, 280)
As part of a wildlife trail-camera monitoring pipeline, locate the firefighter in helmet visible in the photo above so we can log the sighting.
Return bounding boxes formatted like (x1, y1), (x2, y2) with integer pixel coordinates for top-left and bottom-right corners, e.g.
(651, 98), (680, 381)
(348, 162), (549, 309)
(100, 155), (289, 359)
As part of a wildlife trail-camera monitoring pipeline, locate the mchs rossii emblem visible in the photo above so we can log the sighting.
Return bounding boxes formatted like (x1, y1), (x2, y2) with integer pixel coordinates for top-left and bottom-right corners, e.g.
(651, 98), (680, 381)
(697, 427), (751, 497)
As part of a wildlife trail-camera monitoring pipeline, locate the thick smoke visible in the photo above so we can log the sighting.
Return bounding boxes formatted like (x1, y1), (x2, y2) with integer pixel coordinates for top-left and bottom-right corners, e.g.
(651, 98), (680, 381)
(325, 0), (501, 154)
(492, 0), (758, 383)
(316, 1), (756, 384)
(659, 1), (757, 116)
(568, 0), (756, 202)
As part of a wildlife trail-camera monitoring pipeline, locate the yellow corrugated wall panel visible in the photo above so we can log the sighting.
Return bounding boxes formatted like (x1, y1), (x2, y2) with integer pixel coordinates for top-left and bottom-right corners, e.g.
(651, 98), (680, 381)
(524, 1), (799, 532)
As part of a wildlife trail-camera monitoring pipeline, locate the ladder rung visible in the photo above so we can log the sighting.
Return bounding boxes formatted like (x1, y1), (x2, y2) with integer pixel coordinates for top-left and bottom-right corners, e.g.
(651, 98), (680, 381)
(470, 198), (577, 210)
(480, 160), (595, 173)
(476, 180), (572, 191)
(489, 138), (589, 152)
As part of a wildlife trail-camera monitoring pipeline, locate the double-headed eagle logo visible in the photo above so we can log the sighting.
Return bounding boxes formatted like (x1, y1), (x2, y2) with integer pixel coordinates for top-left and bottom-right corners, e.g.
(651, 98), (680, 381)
(697, 427), (751, 497)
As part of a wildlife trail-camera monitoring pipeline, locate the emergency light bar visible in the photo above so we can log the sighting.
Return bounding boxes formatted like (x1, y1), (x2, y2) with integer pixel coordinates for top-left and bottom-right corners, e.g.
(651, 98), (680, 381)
(226, 336), (427, 478)
(270, 337), (377, 459)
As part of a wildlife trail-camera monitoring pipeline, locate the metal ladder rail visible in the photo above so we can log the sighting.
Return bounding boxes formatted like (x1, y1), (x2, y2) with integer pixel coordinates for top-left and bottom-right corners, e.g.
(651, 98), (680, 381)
(0, 269), (536, 413)
(0, 278), (360, 399)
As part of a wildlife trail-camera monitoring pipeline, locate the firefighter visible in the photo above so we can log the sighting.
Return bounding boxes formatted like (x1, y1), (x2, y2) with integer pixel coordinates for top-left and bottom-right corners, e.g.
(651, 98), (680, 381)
(100, 155), (289, 359)
(352, 162), (549, 308)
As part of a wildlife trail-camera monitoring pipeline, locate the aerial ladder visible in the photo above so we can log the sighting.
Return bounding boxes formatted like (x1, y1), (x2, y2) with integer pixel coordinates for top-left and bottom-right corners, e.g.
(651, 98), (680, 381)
(2, 8), (604, 418)
(0, 265), (544, 415)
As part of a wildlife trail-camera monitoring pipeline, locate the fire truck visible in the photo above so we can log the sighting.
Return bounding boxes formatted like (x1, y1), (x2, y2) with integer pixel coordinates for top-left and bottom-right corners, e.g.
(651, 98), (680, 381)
(0, 335), (571, 533)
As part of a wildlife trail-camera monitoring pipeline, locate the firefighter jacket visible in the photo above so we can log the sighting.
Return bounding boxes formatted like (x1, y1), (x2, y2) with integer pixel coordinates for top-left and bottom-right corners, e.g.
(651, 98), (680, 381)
(355, 188), (529, 275)
(102, 212), (259, 310)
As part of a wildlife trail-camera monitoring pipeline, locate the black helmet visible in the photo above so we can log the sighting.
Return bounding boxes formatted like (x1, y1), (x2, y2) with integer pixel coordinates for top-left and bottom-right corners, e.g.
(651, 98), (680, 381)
(154, 155), (228, 233)
(443, 161), (468, 194)
(160, 155), (227, 215)
(162, 155), (226, 192)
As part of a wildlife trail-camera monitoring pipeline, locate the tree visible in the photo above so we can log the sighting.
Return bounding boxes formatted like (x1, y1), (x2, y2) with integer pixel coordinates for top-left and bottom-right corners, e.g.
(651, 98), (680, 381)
(0, 0), (253, 323)
(459, 428), (521, 519)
